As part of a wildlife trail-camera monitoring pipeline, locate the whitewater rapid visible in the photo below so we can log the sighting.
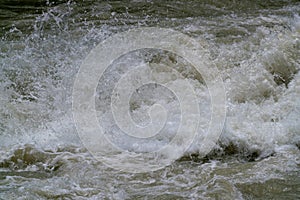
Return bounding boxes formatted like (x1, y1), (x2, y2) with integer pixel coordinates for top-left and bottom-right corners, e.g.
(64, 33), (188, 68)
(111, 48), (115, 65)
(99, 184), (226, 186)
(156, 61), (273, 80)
(0, 0), (299, 199)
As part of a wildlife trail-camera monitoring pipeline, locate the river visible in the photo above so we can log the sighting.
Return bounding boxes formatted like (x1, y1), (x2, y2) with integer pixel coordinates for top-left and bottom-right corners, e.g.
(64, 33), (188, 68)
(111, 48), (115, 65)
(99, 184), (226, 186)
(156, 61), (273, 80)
(0, 0), (300, 199)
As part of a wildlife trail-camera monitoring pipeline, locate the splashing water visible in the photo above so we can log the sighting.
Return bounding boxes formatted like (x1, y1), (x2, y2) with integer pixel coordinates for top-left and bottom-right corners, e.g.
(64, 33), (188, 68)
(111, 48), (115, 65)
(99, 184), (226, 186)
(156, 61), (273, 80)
(0, 0), (299, 199)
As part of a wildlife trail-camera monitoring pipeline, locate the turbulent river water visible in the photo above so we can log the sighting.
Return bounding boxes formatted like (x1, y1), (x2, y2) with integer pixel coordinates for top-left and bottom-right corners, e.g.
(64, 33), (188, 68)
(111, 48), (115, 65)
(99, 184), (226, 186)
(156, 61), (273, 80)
(0, 0), (300, 199)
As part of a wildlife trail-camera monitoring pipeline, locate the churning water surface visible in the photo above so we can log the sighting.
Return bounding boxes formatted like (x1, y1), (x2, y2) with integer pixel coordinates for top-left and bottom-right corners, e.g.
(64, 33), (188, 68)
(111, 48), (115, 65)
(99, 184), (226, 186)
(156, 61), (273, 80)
(0, 0), (300, 199)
